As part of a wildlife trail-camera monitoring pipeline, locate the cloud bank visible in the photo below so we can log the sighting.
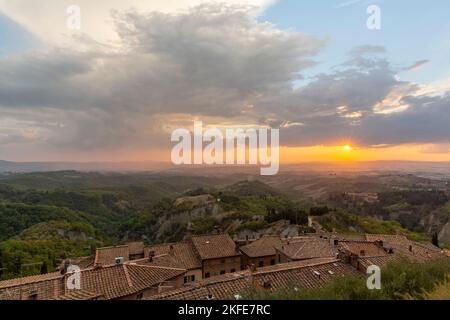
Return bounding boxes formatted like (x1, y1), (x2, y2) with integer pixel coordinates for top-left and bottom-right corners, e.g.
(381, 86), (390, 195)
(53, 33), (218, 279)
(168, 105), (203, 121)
(0, 2), (449, 160)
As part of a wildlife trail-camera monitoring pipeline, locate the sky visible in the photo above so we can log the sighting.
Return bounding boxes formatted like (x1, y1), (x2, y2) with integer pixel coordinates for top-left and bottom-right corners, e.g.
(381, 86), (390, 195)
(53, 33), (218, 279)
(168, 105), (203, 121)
(0, 0), (450, 163)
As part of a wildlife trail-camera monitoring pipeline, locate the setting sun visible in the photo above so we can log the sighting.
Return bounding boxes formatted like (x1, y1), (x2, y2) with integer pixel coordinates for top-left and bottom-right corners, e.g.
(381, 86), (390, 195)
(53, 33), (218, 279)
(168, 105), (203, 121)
(343, 145), (352, 151)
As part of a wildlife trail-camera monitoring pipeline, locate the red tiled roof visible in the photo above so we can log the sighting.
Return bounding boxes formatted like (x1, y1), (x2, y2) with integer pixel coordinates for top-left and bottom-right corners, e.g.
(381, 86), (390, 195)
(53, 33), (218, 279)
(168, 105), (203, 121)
(53, 289), (102, 300)
(364, 235), (445, 263)
(0, 263), (186, 300)
(151, 258), (359, 300)
(61, 256), (94, 270)
(240, 235), (281, 258)
(76, 264), (186, 300)
(128, 242), (145, 255)
(339, 241), (387, 257)
(131, 254), (184, 269)
(94, 245), (129, 266)
(358, 254), (399, 270)
(0, 272), (62, 290)
(190, 234), (240, 260)
(275, 240), (338, 260)
(145, 242), (202, 269)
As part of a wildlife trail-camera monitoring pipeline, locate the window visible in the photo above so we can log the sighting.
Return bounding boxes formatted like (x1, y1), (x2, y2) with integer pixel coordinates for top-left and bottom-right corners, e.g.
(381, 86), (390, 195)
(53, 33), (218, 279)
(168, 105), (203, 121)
(191, 275), (196, 282)
(270, 259), (276, 265)
(136, 293), (143, 300)
(220, 270), (226, 275)
(258, 261), (264, 268)
(184, 276), (188, 284)
(221, 259), (226, 264)
(205, 272), (210, 278)
(230, 269), (236, 273)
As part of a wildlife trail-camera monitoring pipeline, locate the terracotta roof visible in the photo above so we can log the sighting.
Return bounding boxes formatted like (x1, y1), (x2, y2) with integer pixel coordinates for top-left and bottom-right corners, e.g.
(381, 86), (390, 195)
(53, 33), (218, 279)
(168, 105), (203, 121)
(53, 289), (102, 300)
(0, 272), (62, 290)
(240, 235), (281, 258)
(61, 256), (94, 270)
(275, 240), (338, 261)
(131, 254), (184, 269)
(339, 241), (387, 257)
(0, 263), (186, 300)
(128, 242), (145, 255)
(364, 235), (445, 263)
(151, 258), (359, 300)
(190, 234), (240, 260)
(145, 242), (201, 270)
(94, 245), (129, 266)
(358, 254), (399, 270)
(75, 264), (186, 300)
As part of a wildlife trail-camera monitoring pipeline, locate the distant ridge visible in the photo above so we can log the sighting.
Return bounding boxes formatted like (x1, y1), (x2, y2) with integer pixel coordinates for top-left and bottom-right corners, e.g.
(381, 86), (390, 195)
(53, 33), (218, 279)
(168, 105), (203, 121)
(1, 160), (450, 176)
(0, 160), (172, 173)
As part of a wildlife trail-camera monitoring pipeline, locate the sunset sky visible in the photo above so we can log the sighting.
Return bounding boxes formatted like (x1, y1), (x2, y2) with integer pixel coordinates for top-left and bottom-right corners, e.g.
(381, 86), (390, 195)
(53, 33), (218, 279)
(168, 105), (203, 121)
(0, 0), (450, 163)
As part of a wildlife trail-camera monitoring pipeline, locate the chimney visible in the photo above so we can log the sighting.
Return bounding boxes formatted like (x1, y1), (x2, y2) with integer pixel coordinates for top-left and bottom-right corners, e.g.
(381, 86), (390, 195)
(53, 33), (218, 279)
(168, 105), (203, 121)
(94, 262), (103, 269)
(60, 260), (70, 275)
(377, 240), (384, 248)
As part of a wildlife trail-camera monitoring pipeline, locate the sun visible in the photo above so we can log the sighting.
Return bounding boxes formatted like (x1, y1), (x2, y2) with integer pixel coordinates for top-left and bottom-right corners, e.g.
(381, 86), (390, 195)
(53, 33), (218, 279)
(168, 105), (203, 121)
(343, 145), (352, 151)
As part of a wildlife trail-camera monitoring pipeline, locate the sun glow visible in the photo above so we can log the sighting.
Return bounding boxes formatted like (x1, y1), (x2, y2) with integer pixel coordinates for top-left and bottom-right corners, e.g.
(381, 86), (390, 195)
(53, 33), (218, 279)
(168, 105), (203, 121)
(343, 145), (352, 151)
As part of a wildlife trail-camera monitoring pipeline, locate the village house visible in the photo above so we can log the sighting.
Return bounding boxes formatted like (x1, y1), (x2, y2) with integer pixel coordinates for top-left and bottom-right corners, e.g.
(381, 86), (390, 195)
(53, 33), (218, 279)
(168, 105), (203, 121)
(189, 234), (242, 279)
(142, 233), (241, 282)
(144, 242), (202, 284)
(150, 257), (359, 300)
(0, 232), (446, 300)
(337, 240), (388, 271)
(0, 259), (186, 300)
(239, 235), (281, 268)
(92, 241), (145, 267)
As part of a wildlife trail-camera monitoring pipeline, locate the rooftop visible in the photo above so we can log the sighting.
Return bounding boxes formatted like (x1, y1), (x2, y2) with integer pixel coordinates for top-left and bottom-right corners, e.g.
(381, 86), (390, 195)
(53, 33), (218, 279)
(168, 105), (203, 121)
(339, 241), (387, 258)
(151, 258), (359, 300)
(0, 262), (186, 300)
(145, 242), (202, 269)
(190, 234), (240, 260)
(275, 240), (338, 261)
(240, 235), (282, 258)
(94, 245), (129, 266)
